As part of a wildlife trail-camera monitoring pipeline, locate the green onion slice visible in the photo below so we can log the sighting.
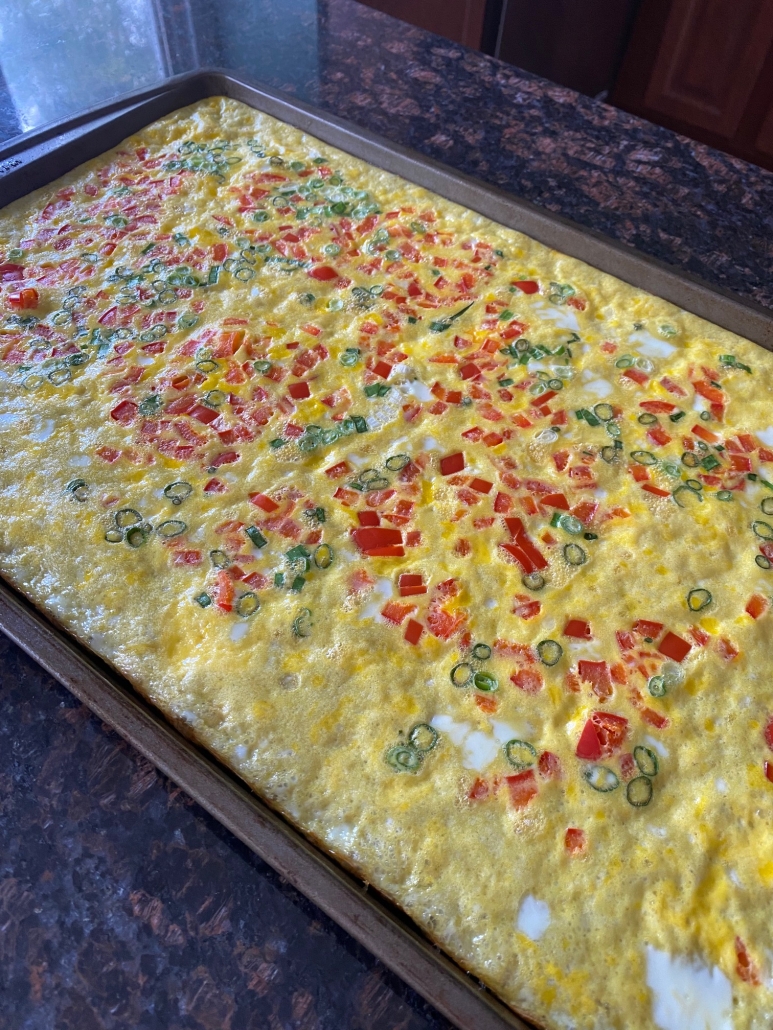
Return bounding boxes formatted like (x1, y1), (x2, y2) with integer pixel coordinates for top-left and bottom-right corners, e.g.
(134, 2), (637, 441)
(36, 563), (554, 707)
(205, 389), (227, 408)
(314, 543), (334, 569)
(673, 485), (703, 508)
(760, 498), (773, 515)
(105, 529), (124, 544)
(195, 592), (212, 608)
(522, 572), (545, 591)
(537, 640), (563, 666)
(450, 663), (472, 688)
(637, 412), (658, 425)
(626, 776), (653, 807)
(615, 355), (633, 368)
(601, 445), (619, 463)
(253, 360), (272, 373)
(593, 403), (614, 421)
(126, 525), (150, 548)
(633, 746), (659, 777)
(210, 549), (230, 569)
(564, 543), (587, 565)
(559, 514), (583, 535)
(115, 508), (142, 529)
(157, 520), (186, 539)
(471, 643), (491, 661)
(631, 450), (657, 466)
(648, 675), (666, 697)
(385, 453), (410, 471)
(340, 348), (360, 366)
(409, 723), (439, 753)
(756, 554), (772, 570)
(584, 765), (620, 792)
(687, 588), (712, 612)
(246, 526), (268, 548)
(753, 520), (773, 541)
(681, 451), (701, 468)
(716, 491), (733, 502)
(504, 739), (537, 771)
(473, 671), (498, 692)
(292, 607), (312, 637)
(386, 744), (422, 773)
(236, 592), (260, 618)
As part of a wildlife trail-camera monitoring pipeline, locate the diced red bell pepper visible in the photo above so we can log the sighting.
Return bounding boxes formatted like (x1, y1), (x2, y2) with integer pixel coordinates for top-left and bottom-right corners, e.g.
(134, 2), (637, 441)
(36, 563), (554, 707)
(506, 770), (538, 809)
(642, 484), (671, 497)
(577, 660), (612, 699)
(632, 619), (663, 638)
(510, 668), (543, 694)
(469, 477), (493, 494)
(512, 595), (541, 620)
(381, 601), (416, 624)
(110, 400), (138, 424)
(640, 400), (676, 414)
(249, 492), (279, 512)
(564, 619), (591, 639)
(440, 452), (465, 475)
(212, 570), (234, 612)
(503, 517), (548, 570)
(468, 777), (490, 800)
(538, 751), (561, 779)
(730, 454), (752, 472)
(647, 426), (672, 447)
(459, 362), (481, 380)
(717, 637), (739, 661)
(660, 375), (687, 397)
(658, 631), (691, 662)
(694, 381), (724, 404)
(512, 280), (539, 294)
(308, 265), (339, 281)
(288, 381), (311, 400)
(493, 491), (511, 513)
(564, 827), (586, 854)
(0, 262), (24, 282)
(580, 711), (628, 757)
(7, 287), (39, 310)
(357, 511), (380, 527)
(541, 492), (570, 510)
(691, 423), (721, 444)
(352, 526), (403, 552)
(746, 594), (768, 620)
(203, 478), (226, 493)
(325, 461), (351, 478)
(404, 619), (423, 645)
(373, 360), (392, 379)
(735, 937), (761, 986)
(622, 367), (649, 385)
(576, 721), (602, 760)
(764, 717), (773, 751)
(190, 403), (220, 425)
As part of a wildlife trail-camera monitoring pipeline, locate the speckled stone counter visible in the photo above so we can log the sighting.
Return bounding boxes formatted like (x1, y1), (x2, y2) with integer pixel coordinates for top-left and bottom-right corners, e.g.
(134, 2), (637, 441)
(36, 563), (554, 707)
(1, 1), (772, 1027)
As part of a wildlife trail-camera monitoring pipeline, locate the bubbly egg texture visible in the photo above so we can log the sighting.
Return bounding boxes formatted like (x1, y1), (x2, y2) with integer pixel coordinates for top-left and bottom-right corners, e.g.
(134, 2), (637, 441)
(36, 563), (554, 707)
(1, 97), (773, 1030)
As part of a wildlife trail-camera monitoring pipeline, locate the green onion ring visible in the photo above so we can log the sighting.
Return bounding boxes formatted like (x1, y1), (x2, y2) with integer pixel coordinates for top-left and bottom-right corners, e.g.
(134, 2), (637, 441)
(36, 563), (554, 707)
(504, 739), (537, 771)
(385, 453), (410, 471)
(761, 498), (773, 516)
(584, 765), (620, 792)
(637, 412), (658, 425)
(630, 450), (658, 466)
(756, 554), (772, 570)
(209, 549), (230, 569)
(559, 514), (583, 535)
(716, 491), (733, 501)
(564, 543), (587, 565)
(601, 445), (619, 463)
(115, 508), (142, 529)
(673, 485), (703, 508)
(253, 360), (272, 373)
(752, 520), (773, 541)
(626, 775), (653, 807)
(104, 529), (124, 544)
(522, 572), (545, 591)
(687, 588), (712, 612)
(648, 675), (666, 697)
(292, 608), (313, 637)
(313, 543), (334, 569)
(471, 643), (492, 661)
(386, 744), (422, 773)
(163, 481), (192, 506)
(408, 723), (439, 753)
(236, 592), (260, 618)
(537, 640), (563, 666)
(450, 663), (474, 688)
(473, 671), (498, 692)
(126, 525), (150, 548)
(157, 520), (187, 539)
(633, 746), (659, 777)
(593, 403), (614, 421)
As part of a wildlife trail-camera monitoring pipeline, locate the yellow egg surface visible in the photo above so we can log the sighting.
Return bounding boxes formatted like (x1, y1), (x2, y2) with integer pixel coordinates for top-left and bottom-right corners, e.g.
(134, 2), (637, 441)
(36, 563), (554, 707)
(1, 96), (773, 1030)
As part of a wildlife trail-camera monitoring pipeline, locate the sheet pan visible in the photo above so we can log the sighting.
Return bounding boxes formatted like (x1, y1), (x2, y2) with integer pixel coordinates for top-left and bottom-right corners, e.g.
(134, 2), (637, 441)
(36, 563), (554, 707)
(2, 69), (773, 1030)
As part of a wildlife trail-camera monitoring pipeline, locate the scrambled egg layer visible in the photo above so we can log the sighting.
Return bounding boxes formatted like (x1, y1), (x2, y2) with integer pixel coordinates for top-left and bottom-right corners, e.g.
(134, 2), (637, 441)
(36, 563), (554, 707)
(1, 97), (772, 1030)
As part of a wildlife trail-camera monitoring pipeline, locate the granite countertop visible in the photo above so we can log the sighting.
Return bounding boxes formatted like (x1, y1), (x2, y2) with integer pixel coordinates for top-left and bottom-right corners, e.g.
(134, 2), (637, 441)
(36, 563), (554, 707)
(1, 1), (772, 1027)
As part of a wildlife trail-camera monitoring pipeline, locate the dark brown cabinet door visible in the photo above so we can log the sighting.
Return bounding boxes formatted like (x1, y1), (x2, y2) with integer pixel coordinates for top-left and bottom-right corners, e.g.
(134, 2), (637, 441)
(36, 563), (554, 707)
(611, 0), (773, 171)
(355, 0), (488, 49)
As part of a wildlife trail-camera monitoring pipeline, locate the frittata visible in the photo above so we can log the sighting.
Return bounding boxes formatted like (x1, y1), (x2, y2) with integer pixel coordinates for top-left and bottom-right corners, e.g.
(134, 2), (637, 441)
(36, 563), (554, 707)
(1, 97), (772, 1030)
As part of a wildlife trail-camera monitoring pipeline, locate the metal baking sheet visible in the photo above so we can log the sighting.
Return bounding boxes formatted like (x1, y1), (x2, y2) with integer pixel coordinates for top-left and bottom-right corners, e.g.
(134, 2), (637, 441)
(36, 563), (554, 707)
(1, 70), (773, 1030)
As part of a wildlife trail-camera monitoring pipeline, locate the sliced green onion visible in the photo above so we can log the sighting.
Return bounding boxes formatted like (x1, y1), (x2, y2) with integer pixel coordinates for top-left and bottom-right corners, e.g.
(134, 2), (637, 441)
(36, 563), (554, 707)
(638, 412), (658, 426)
(756, 554), (772, 570)
(673, 484), (703, 508)
(66, 479), (88, 502)
(648, 675), (666, 697)
(634, 746), (658, 777)
(752, 520), (773, 541)
(471, 643), (491, 661)
(253, 360), (272, 374)
(115, 508), (142, 529)
(584, 765), (620, 792)
(409, 723), (439, 753)
(195, 592), (212, 607)
(126, 525), (150, 548)
(564, 543), (587, 565)
(105, 529), (124, 543)
(631, 450), (657, 466)
(537, 640), (563, 666)
(385, 453), (410, 471)
(547, 378), (563, 391)
(451, 662), (474, 688)
(615, 355), (633, 368)
(681, 451), (701, 468)
(716, 491), (733, 501)
(314, 543), (334, 569)
(504, 739), (537, 771)
(473, 671), (498, 692)
(760, 498), (773, 516)
(196, 359), (219, 374)
(559, 514), (583, 535)
(292, 607), (312, 636)
(205, 389), (227, 408)
(210, 549), (230, 569)
(291, 575), (306, 592)
(593, 403), (614, 422)
(246, 526), (267, 549)
(601, 445), (619, 463)
(701, 454), (721, 472)
(522, 572), (545, 591)
(687, 588), (712, 612)
(626, 776), (653, 807)
(235, 592), (259, 618)
(157, 520), (186, 539)
(386, 744), (422, 773)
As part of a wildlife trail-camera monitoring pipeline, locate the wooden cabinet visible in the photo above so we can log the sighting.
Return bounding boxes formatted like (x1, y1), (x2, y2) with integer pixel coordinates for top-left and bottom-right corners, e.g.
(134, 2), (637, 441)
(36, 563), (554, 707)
(611, 0), (773, 171)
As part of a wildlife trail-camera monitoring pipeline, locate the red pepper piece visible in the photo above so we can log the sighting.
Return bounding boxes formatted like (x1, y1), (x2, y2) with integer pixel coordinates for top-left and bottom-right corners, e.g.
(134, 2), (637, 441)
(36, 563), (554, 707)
(578, 660), (612, 699)
(381, 601), (416, 624)
(691, 423), (721, 444)
(622, 367), (649, 385)
(510, 668), (543, 694)
(746, 594), (768, 619)
(0, 262), (24, 281)
(440, 452), (465, 475)
(512, 280), (539, 294)
(500, 542), (536, 573)
(357, 511), (380, 527)
(717, 637), (739, 661)
(564, 827), (586, 854)
(288, 381), (311, 400)
(765, 761), (773, 783)
(506, 770), (538, 808)
(590, 711), (628, 755)
(564, 619), (591, 639)
(538, 751), (561, 779)
(325, 461), (351, 479)
(469, 477), (493, 494)
(399, 574), (423, 587)
(646, 426), (672, 447)
(541, 492), (570, 510)
(308, 265), (339, 281)
(642, 484), (671, 497)
(110, 400), (138, 424)
(694, 381), (724, 404)
(632, 619), (664, 638)
(212, 570), (234, 612)
(575, 721), (602, 760)
(640, 400), (676, 414)
(459, 362), (481, 380)
(7, 287), (39, 310)
(189, 403), (220, 425)
(658, 631), (691, 662)
(352, 527), (402, 552)
(373, 360), (392, 379)
(366, 545), (405, 557)
(249, 492), (279, 513)
(404, 619), (423, 645)
(735, 937), (761, 986)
